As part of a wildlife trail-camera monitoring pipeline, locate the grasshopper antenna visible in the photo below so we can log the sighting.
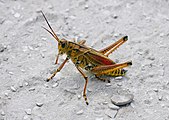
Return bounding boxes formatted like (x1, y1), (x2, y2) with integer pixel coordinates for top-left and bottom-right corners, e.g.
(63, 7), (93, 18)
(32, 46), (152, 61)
(40, 11), (60, 42)
(41, 11), (60, 64)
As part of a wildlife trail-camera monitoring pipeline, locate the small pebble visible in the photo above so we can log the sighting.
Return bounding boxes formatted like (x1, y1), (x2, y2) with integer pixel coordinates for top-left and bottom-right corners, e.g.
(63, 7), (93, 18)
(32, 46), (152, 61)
(76, 110), (83, 115)
(87, 88), (92, 92)
(4, 92), (9, 97)
(158, 95), (163, 101)
(18, 82), (23, 88)
(117, 83), (122, 86)
(113, 15), (118, 19)
(114, 33), (119, 37)
(65, 9), (69, 12)
(0, 44), (7, 52)
(36, 102), (43, 107)
(25, 109), (32, 115)
(28, 46), (33, 50)
(1, 110), (5, 116)
(0, 17), (5, 24)
(25, 82), (29, 86)
(105, 83), (111, 87)
(69, 15), (76, 20)
(48, 4), (53, 9)
(147, 56), (155, 60)
(153, 88), (158, 92)
(14, 13), (20, 18)
(108, 104), (120, 110)
(52, 83), (59, 88)
(77, 95), (81, 99)
(84, 5), (89, 9)
(41, 37), (47, 41)
(29, 87), (35, 91)
(9, 72), (14, 75)
(44, 83), (49, 88)
(111, 94), (134, 106)
(115, 76), (123, 80)
(130, 103), (135, 108)
(10, 86), (17, 92)
(23, 115), (29, 120)
(40, 52), (45, 58)
(102, 101), (108, 105)
(21, 69), (25, 73)
(3, 57), (8, 61)
(159, 33), (164, 37)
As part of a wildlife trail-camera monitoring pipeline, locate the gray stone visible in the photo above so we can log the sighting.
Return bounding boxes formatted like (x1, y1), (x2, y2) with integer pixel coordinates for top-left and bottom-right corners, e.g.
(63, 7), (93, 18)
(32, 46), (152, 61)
(1, 110), (5, 116)
(29, 87), (35, 91)
(25, 82), (29, 86)
(105, 83), (111, 87)
(0, 44), (7, 52)
(77, 94), (81, 99)
(108, 104), (120, 110)
(52, 83), (59, 88)
(14, 13), (20, 18)
(111, 94), (134, 106)
(102, 101), (108, 105)
(36, 102), (43, 107)
(115, 76), (123, 80)
(23, 115), (30, 120)
(158, 95), (163, 101)
(76, 110), (83, 115)
(25, 109), (32, 115)
(10, 86), (17, 92)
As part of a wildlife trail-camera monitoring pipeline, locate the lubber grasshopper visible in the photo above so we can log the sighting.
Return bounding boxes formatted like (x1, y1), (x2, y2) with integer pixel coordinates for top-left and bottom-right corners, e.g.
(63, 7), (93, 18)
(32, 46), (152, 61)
(41, 11), (132, 105)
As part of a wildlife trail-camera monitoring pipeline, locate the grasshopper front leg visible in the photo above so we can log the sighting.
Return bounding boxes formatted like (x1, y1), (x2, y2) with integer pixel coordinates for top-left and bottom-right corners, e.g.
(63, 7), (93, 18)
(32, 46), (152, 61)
(47, 57), (69, 81)
(75, 66), (89, 105)
(55, 53), (59, 64)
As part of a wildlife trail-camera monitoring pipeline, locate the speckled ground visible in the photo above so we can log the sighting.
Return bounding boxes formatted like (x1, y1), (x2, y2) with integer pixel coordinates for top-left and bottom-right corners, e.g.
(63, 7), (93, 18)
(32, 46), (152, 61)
(0, 0), (169, 120)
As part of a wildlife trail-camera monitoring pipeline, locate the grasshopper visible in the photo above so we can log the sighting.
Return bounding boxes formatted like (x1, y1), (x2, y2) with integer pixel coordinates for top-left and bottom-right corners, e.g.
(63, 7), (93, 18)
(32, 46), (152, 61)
(41, 11), (132, 105)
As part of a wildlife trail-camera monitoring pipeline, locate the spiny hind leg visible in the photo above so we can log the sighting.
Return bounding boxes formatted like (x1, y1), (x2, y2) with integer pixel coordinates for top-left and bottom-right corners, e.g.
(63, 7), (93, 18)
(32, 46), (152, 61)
(76, 66), (89, 105)
(95, 75), (110, 83)
(92, 61), (132, 76)
(47, 57), (69, 82)
(99, 36), (128, 56)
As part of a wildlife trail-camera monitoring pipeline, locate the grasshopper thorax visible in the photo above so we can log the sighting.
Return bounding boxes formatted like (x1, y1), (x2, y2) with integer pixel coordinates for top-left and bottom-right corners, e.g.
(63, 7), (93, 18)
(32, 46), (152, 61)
(58, 38), (68, 55)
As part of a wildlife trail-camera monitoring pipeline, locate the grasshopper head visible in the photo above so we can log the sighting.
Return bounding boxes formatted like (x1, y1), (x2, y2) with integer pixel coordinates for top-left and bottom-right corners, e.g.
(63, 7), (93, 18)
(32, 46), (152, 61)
(58, 38), (68, 55)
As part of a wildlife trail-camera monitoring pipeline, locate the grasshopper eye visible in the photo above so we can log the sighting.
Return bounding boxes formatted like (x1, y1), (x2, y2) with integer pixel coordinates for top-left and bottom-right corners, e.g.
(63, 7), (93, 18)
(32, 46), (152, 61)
(61, 42), (66, 48)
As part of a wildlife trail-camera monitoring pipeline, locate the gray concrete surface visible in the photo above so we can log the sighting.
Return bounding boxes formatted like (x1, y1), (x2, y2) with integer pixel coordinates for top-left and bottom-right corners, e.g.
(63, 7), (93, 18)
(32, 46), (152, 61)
(0, 0), (169, 120)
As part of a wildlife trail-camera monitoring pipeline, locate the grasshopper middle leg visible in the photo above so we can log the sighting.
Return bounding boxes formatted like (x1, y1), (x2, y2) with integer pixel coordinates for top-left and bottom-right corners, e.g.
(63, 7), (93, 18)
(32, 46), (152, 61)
(76, 66), (89, 105)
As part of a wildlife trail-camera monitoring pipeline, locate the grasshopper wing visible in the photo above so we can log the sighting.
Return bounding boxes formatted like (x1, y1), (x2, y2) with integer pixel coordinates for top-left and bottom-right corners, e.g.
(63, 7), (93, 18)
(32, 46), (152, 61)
(85, 50), (115, 65)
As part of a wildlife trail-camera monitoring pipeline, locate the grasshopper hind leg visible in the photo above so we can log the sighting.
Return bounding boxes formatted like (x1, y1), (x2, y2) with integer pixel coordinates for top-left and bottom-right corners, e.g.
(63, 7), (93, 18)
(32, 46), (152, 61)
(92, 61), (132, 77)
(95, 75), (111, 83)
